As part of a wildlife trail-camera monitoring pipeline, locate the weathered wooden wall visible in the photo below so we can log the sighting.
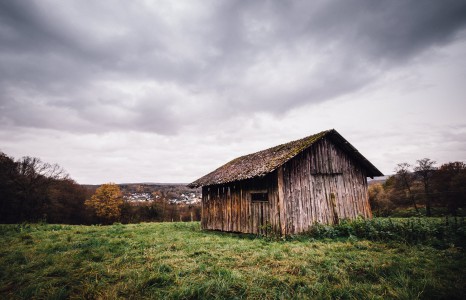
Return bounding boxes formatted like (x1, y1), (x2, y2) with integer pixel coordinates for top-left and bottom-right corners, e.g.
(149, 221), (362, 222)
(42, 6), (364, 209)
(201, 137), (372, 235)
(201, 173), (281, 235)
(280, 138), (371, 234)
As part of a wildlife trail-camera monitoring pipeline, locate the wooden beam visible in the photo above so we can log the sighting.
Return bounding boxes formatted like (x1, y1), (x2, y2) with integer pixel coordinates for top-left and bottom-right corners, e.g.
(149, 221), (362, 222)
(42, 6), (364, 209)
(277, 166), (286, 236)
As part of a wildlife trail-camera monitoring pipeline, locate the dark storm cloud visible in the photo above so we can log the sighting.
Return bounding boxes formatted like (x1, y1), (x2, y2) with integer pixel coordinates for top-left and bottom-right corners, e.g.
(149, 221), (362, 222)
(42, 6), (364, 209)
(301, 1), (466, 61)
(1, 0), (466, 134)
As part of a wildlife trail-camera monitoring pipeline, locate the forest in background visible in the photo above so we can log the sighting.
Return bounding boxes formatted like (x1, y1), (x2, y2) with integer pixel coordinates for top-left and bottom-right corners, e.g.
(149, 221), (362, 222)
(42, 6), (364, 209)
(1, 151), (465, 225)
(369, 159), (466, 217)
(0, 152), (200, 225)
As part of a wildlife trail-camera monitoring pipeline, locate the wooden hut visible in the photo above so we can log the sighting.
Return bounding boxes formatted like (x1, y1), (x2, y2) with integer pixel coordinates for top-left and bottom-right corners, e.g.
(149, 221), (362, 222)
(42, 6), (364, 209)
(188, 129), (383, 235)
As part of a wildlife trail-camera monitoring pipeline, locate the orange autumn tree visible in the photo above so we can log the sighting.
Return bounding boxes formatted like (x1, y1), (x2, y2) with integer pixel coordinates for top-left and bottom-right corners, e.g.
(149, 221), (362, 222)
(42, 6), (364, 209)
(85, 183), (124, 223)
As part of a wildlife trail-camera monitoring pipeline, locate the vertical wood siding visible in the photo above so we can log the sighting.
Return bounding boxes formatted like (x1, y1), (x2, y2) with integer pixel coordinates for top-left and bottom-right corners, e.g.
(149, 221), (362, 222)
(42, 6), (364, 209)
(281, 138), (371, 234)
(201, 172), (281, 235)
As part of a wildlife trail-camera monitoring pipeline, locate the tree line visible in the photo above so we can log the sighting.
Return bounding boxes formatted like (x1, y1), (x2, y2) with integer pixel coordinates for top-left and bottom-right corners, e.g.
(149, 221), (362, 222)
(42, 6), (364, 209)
(2, 151), (464, 224)
(369, 158), (466, 217)
(0, 151), (200, 224)
(0, 152), (89, 223)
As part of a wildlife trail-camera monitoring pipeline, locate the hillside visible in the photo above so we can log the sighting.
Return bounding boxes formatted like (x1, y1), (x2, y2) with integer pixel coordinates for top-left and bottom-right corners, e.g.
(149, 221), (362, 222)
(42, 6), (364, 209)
(1, 221), (464, 299)
(82, 183), (202, 205)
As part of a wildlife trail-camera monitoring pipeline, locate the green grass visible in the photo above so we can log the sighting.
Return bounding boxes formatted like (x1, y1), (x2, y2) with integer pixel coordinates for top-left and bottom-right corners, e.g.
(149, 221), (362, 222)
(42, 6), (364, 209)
(0, 220), (465, 299)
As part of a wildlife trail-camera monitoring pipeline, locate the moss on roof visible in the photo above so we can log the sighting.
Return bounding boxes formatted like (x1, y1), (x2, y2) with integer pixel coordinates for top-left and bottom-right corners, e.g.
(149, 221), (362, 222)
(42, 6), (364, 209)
(189, 129), (383, 188)
(188, 130), (332, 188)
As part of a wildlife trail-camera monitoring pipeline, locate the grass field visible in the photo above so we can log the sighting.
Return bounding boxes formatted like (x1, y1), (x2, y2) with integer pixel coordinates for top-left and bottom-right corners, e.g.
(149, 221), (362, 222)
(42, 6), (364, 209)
(0, 220), (465, 299)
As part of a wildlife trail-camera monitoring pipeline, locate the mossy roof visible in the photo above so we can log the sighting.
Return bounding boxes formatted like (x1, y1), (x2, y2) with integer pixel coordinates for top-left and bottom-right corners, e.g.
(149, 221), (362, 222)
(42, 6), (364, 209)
(188, 129), (383, 188)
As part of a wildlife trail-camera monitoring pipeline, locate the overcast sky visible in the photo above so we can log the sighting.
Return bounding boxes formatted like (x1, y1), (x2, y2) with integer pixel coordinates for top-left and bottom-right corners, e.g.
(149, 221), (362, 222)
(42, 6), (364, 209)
(1, 0), (466, 184)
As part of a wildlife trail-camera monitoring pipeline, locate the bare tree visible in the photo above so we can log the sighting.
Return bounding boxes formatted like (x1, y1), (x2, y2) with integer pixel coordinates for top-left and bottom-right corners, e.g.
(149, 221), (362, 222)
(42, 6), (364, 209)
(394, 163), (418, 212)
(14, 156), (68, 221)
(414, 158), (437, 216)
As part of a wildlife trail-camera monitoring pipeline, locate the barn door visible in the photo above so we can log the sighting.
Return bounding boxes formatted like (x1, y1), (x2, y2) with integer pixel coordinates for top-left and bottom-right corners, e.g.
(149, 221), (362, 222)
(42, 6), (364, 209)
(312, 174), (343, 225)
(251, 191), (269, 235)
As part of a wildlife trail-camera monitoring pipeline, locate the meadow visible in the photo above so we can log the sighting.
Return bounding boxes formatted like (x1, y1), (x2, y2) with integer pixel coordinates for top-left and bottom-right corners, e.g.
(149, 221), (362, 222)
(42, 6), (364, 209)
(0, 219), (465, 299)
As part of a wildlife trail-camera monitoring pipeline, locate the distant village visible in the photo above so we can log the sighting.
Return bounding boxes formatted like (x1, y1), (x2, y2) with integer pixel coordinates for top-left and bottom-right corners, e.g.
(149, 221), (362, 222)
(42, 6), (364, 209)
(118, 183), (202, 205)
(124, 191), (201, 205)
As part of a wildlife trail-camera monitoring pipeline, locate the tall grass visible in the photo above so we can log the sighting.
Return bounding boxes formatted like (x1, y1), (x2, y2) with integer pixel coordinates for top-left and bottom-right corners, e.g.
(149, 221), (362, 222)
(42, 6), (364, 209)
(305, 217), (466, 248)
(0, 219), (464, 299)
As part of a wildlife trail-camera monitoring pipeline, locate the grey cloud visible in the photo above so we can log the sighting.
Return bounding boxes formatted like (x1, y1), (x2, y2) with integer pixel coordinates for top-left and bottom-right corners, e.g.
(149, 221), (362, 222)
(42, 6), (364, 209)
(311, 0), (466, 62)
(1, 0), (466, 135)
